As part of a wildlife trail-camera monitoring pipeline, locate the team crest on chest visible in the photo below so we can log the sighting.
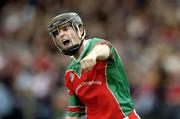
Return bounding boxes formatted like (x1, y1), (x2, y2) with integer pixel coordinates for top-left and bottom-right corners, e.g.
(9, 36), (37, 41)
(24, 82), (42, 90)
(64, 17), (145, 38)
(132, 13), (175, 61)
(69, 73), (75, 82)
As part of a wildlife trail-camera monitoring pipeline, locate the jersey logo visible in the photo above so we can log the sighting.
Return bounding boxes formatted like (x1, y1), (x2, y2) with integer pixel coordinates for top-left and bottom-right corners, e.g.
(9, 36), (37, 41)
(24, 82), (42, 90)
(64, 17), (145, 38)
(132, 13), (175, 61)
(69, 73), (75, 82)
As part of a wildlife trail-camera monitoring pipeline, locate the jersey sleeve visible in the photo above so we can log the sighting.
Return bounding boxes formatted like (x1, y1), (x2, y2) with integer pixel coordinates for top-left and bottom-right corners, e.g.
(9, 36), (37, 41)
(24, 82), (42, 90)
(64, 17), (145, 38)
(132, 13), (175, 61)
(64, 72), (85, 117)
(66, 89), (86, 117)
(93, 39), (113, 59)
(81, 38), (113, 60)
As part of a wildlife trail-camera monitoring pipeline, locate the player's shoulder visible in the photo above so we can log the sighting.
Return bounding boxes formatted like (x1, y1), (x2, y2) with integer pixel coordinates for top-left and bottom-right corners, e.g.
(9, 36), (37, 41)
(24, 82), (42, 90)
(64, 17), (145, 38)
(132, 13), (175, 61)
(66, 60), (77, 71)
(84, 37), (106, 47)
(91, 37), (104, 43)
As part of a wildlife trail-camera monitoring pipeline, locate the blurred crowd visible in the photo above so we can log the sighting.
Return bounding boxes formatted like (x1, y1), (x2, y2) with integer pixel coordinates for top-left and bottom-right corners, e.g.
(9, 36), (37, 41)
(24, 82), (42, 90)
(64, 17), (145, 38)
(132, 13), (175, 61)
(0, 0), (179, 119)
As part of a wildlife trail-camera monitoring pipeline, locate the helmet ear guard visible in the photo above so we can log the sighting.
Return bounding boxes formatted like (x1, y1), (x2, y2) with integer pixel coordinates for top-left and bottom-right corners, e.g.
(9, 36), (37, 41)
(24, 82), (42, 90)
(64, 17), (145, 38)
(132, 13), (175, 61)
(48, 12), (86, 56)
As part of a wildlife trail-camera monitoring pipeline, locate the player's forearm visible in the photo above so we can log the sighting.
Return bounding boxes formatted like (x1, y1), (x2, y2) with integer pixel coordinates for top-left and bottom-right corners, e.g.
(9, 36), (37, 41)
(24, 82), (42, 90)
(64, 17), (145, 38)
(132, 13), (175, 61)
(80, 44), (110, 71)
(65, 116), (81, 119)
(90, 44), (110, 60)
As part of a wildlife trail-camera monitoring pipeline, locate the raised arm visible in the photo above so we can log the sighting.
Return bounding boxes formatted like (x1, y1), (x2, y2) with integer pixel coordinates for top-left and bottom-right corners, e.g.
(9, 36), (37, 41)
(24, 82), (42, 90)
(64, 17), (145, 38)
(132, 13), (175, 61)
(80, 44), (110, 71)
(90, 44), (110, 60)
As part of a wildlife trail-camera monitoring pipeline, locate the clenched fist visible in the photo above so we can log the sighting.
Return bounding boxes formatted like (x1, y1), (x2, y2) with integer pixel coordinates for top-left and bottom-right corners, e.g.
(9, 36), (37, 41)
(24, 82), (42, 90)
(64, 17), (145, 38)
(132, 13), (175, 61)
(80, 44), (110, 71)
(80, 52), (97, 71)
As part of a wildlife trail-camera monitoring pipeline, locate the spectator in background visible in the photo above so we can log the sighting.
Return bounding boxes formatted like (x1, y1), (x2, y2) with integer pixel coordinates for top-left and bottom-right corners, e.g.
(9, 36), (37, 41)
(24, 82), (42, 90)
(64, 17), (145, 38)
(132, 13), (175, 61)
(0, 0), (179, 119)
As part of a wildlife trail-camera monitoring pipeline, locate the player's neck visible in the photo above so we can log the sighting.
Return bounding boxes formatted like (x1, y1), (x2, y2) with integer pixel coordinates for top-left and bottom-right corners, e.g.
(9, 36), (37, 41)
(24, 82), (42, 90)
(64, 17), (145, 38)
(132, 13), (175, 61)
(72, 45), (83, 60)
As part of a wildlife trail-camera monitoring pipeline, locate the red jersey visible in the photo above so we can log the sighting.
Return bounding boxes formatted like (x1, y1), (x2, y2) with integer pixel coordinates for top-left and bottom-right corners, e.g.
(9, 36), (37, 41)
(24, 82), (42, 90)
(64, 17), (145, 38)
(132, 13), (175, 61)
(65, 38), (140, 119)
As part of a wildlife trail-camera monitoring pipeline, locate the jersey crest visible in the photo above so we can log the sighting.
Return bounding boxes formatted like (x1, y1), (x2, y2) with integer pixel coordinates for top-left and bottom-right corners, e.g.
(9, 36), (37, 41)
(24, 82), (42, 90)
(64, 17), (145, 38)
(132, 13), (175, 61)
(69, 73), (75, 82)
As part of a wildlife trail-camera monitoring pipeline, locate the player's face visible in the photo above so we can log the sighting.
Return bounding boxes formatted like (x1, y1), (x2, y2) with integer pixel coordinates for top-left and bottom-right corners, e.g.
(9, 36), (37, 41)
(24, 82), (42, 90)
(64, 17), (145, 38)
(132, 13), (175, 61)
(51, 25), (82, 50)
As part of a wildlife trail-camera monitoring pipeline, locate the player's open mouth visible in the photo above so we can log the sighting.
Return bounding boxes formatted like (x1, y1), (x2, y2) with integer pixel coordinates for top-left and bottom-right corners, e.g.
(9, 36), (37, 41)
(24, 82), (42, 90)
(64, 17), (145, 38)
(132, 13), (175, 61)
(62, 39), (70, 46)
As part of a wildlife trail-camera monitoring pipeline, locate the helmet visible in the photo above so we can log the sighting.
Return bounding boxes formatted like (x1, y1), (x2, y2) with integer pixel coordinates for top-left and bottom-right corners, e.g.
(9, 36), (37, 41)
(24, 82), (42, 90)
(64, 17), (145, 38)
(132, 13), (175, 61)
(48, 12), (86, 56)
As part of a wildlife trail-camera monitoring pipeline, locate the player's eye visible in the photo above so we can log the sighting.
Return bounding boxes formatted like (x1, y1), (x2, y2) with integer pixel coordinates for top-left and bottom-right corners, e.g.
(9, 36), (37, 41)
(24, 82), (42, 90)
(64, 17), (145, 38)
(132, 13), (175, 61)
(51, 29), (59, 37)
(63, 26), (68, 31)
(59, 26), (69, 31)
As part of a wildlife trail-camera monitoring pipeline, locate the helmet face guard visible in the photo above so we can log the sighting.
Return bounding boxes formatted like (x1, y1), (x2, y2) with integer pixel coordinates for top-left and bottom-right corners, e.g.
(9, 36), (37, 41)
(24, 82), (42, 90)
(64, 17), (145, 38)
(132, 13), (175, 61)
(48, 12), (86, 56)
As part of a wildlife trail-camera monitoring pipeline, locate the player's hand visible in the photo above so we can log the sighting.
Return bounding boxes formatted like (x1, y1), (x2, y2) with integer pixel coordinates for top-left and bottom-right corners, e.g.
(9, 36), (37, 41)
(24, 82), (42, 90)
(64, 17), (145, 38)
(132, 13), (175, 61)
(80, 53), (97, 72)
